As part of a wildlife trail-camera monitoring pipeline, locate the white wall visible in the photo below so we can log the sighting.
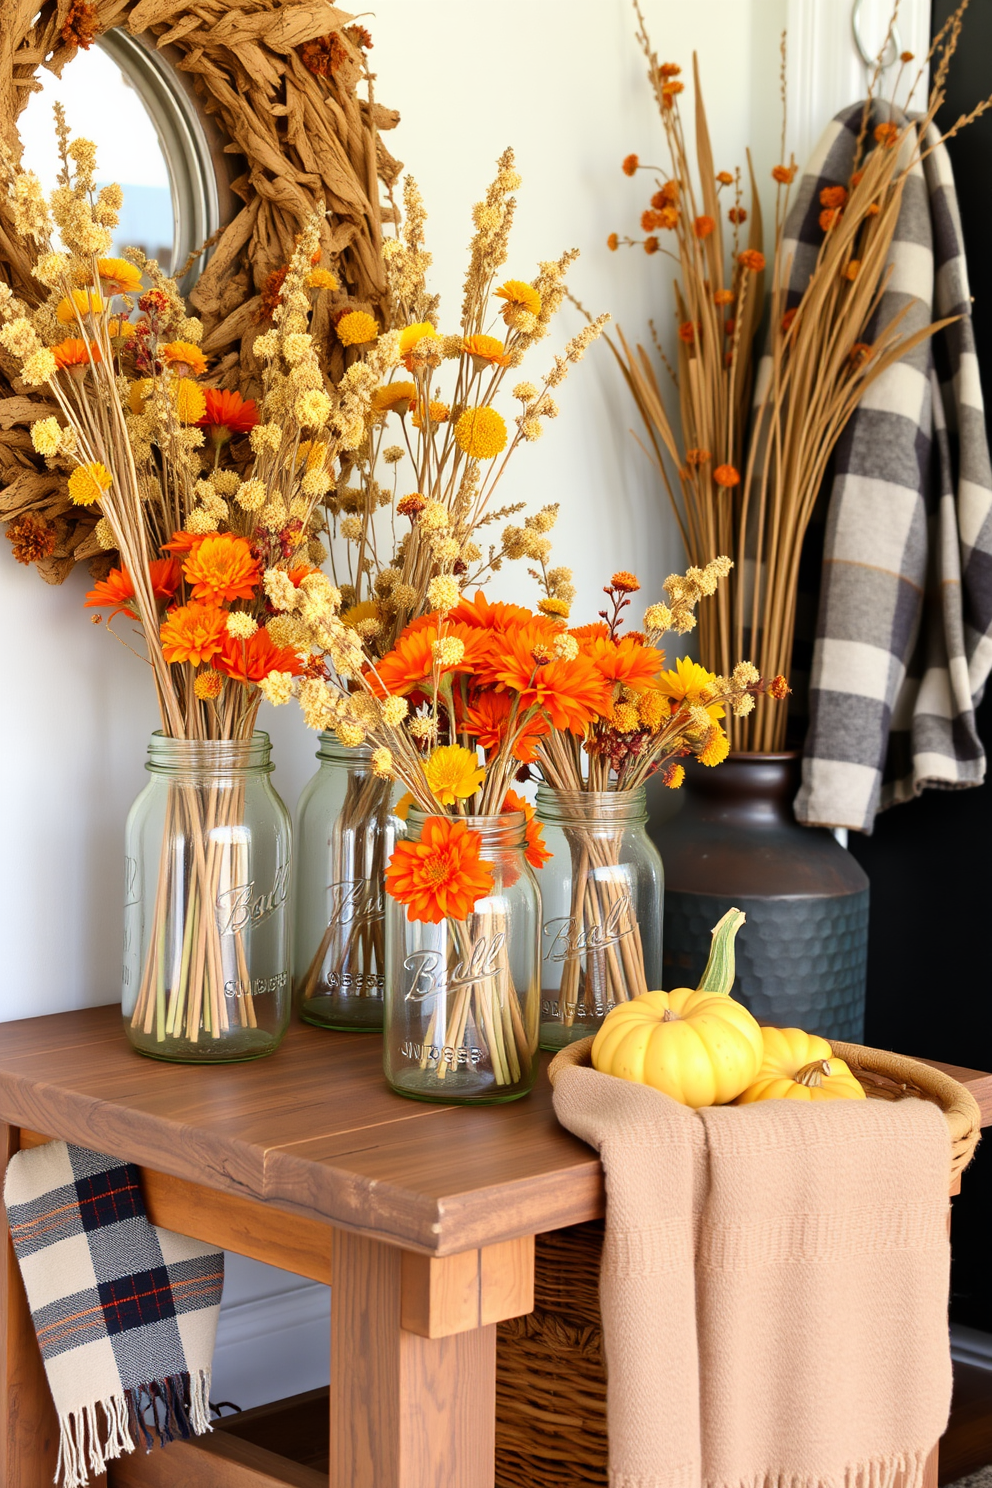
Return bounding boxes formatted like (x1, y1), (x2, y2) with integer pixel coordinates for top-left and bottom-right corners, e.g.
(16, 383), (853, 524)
(6, 0), (909, 1409)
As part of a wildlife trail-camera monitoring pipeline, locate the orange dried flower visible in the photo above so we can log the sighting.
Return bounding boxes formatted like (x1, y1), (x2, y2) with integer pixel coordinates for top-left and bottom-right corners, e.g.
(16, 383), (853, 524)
(694, 215), (716, 239)
(644, 236), (659, 255)
(716, 171), (734, 186)
(866, 202), (880, 216)
(713, 289), (734, 306)
(771, 164), (796, 184)
(6, 512), (56, 565)
(659, 62), (681, 78)
(874, 122), (899, 148)
(737, 249), (765, 272)
(61, 0), (98, 48)
(849, 342), (872, 368)
(610, 570), (640, 593)
(194, 672), (224, 701)
(685, 449), (710, 466)
(462, 334), (510, 369)
(214, 627), (305, 683)
(655, 206), (679, 230)
(160, 603), (228, 667)
(844, 260), (861, 281)
(713, 464), (741, 488)
(198, 388), (259, 442)
(781, 308), (798, 334)
(622, 153), (639, 176)
(723, 351), (734, 367)
(259, 265), (289, 320)
(678, 321), (698, 344)
(385, 817), (495, 925)
(301, 32), (350, 79)
(900, 50), (914, 63)
(819, 185), (848, 210)
(502, 789), (552, 870)
(728, 207), (748, 225)
(183, 533), (261, 605)
(662, 80), (684, 102)
(607, 232), (619, 251)
(850, 169), (865, 187)
(768, 674), (791, 700)
(661, 761), (685, 789)
(819, 208), (839, 231)
(653, 182), (679, 207)
(397, 494), (426, 518)
(641, 209), (662, 232)
(53, 338), (101, 370)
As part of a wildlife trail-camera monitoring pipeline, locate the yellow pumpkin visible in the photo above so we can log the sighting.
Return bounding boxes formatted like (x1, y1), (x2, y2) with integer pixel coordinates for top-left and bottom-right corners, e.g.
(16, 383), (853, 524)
(735, 1025), (866, 1104)
(591, 985), (764, 1107)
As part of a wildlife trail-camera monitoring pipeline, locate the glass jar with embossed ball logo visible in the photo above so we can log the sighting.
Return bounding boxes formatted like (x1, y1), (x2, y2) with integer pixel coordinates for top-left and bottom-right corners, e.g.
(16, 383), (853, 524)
(383, 810), (541, 1103)
(122, 732), (292, 1062)
(534, 786), (663, 1051)
(294, 736), (396, 1031)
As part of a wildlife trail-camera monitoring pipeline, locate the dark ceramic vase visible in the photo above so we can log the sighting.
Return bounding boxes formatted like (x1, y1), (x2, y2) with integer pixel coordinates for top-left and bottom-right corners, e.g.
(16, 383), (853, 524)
(647, 752), (868, 1040)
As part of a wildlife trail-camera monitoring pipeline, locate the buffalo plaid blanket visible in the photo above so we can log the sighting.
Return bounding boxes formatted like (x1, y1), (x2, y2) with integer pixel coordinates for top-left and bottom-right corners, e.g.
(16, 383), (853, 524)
(786, 104), (992, 832)
(4, 1141), (223, 1488)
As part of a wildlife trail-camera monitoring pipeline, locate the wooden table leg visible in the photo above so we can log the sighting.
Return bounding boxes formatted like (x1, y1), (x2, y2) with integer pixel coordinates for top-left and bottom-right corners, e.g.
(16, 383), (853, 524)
(331, 1229), (497, 1488)
(1, 1122), (60, 1488)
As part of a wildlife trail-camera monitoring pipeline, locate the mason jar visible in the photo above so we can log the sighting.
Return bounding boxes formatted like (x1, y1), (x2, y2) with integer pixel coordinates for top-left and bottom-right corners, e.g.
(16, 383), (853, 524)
(535, 786), (663, 1051)
(294, 737), (395, 1031)
(122, 732), (292, 1062)
(383, 811), (540, 1104)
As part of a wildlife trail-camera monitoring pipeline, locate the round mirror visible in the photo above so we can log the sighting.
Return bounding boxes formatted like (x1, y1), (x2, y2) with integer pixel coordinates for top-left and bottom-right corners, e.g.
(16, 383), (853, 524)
(19, 32), (220, 292)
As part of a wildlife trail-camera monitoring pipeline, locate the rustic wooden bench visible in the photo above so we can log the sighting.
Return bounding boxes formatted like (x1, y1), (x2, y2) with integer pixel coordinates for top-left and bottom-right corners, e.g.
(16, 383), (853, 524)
(1, 1005), (989, 1487)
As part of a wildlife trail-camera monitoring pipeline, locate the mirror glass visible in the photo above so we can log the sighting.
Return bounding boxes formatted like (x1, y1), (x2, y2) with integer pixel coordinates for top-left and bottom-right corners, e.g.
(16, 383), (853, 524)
(20, 42), (176, 270)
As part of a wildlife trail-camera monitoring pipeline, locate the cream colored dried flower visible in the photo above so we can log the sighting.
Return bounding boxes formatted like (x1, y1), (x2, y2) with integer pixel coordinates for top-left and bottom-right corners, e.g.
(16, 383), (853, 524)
(20, 348), (57, 385)
(339, 515), (363, 541)
(226, 612), (258, 640)
(381, 695), (408, 726)
(186, 507), (219, 534)
(33, 252), (68, 288)
(512, 381), (537, 401)
(30, 417), (61, 457)
(94, 516), (116, 550)
(419, 499), (449, 532)
(731, 693), (756, 718)
(336, 722), (366, 748)
(520, 419), (543, 441)
(212, 470), (241, 497)
(391, 583), (417, 610)
(236, 479), (267, 512)
(431, 537), (460, 565)
(250, 422), (283, 454)
(265, 568), (301, 612)
(731, 660), (760, 689)
(432, 636), (465, 666)
(296, 390), (332, 426)
(301, 468), (332, 499)
(427, 574), (459, 613)
(526, 504), (558, 533)
(644, 603), (673, 632)
(259, 670), (295, 706)
(175, 316), (203, 344)
(408, 715), (438, 743)
(383, 445), (404, 464)
(253, 331), (279, 361)
(371, 747), (394, 779)
(298, 677), (336, 731)
(260, 497), (288, 532)
(308, 538), (329, 565)
(266, 614), (307, 650)
(553, 633), (579, 662)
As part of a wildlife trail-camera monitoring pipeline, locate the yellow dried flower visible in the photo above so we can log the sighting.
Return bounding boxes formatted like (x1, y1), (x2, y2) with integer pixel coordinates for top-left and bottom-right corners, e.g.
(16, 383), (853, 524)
(424, 745), (485, 805)
(171, 378), (207, 424)
(663, 763), (685, 789)
(336, 722), (367, 748)
(337, 311), (379, 346)
(226, 612), (258, 640)
(296, 389), (332, 426)
(194, 672), (224, 701)
(381, 695), (409, 726)
(68, 461), (112, 506)
(644, 603), (673, 632)
(21, 348), (58, 385)
(371, 747), (394, 779)
(495, 280), (542, 321)
(56, 289), (104, 324)
(698, 726), (730, 767)
(539, 596), (571, 619)
(454, 406), (507, 460)
(162, 341), (208, 375)
(307, 268), (338, 290)
(186, 507), (219, 534)
(432, 636), (465, 667)
(94, 516), (116, 550)
(611, 702), (640, 733)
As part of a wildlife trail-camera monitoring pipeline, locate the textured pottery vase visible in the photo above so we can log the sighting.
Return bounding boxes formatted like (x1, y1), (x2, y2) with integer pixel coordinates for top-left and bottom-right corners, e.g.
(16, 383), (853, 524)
(647, 752), (868, 1041)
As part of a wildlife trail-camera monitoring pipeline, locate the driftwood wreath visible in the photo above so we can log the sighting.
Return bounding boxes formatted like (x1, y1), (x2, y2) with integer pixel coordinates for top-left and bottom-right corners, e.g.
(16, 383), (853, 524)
(0, 0), (401, 582)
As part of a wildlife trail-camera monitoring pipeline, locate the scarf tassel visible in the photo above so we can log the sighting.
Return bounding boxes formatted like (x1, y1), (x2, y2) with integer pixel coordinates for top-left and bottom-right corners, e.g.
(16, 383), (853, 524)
(55, 1370), (212, 1488)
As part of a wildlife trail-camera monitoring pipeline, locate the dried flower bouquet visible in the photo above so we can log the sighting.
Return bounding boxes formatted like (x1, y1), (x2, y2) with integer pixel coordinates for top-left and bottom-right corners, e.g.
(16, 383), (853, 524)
(608, 2), (987, 749)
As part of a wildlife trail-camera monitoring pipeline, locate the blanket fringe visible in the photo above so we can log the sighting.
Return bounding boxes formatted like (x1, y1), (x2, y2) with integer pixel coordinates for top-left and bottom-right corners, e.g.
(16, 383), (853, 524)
(54, 1371), (212, 1488)
(693, 1448), (934, 1488)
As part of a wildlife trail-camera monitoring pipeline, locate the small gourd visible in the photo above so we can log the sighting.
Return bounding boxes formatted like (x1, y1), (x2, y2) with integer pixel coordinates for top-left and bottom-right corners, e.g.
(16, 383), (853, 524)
(735, 1025), (866, 1104)
(591, 909), (763, 1108)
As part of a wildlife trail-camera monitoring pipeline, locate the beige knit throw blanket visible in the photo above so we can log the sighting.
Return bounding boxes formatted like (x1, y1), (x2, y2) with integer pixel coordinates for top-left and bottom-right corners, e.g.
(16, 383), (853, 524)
(552, 1066), (953, 1488)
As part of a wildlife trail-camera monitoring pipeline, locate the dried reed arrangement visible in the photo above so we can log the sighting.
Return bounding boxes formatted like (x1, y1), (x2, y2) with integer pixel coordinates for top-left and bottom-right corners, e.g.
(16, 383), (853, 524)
(609, 2), (989, 749)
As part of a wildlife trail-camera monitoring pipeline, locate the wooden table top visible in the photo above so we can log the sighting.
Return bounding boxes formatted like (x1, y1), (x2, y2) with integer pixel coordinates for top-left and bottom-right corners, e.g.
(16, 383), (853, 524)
(1, 1005), (989, 1256)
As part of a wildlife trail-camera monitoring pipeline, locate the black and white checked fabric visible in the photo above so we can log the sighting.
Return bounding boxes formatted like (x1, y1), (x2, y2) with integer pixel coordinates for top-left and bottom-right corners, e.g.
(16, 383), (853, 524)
(786, 105), (992, 833)
(4, 1141), (223, 1488)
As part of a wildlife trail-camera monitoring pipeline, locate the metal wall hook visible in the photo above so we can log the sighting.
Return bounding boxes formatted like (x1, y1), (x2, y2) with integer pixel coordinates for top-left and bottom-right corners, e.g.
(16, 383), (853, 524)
(852, 0), (902, 70)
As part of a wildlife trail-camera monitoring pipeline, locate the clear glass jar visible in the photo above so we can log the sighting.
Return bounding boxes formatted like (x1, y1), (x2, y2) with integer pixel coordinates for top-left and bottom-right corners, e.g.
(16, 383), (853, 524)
(535, 786), (663, 1051)
(122, 732), (292, 1063)
(383, 812), (540, 1104)
(294, 736), (395, 1031)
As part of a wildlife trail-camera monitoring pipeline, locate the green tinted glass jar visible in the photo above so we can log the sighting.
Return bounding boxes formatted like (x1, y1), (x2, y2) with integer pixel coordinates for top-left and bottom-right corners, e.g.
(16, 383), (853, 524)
(122, 732), (292, 1063)
(294, 736), (395, 1031)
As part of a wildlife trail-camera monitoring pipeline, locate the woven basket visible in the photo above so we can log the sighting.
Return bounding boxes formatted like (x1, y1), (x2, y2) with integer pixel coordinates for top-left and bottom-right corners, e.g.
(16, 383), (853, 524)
(494, 1038), (981, 1488)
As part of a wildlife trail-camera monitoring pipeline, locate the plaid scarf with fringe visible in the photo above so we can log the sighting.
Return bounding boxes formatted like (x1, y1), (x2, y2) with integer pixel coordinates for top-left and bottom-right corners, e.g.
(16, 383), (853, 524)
(4, 1140), (223, 1488)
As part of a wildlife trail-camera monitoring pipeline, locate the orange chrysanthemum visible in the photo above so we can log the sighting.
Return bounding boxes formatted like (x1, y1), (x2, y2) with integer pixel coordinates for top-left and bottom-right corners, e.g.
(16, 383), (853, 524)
(569, 622), (610, 643)
(52, 338), (101, 370)
(449, 590), (540, 633)
(737, 249), (765, 272)
(160, 603), (228, 666)
(84, 557), (180, 614)
(197, 387), (260, 441)
(213, 627), (306, 683)
(463, 334), (511, 369)
(819, 185), (848, 210)
(493, 632), (612, 734)
(385, 816), (495, 924)
(694, 215), (715, 239)
(502, 789), (552, 869)
(584, 634), (662, 691)
(713, 464), (741, 488)
(771, 164), (797, 184)
(369, 621), (491, 698)
(610, 571), (640, 593)
(162, 529), (208, 555)
(715, 171), (734, 186)
(459, 688), (550, 764)
(183, 534), (261, 605)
